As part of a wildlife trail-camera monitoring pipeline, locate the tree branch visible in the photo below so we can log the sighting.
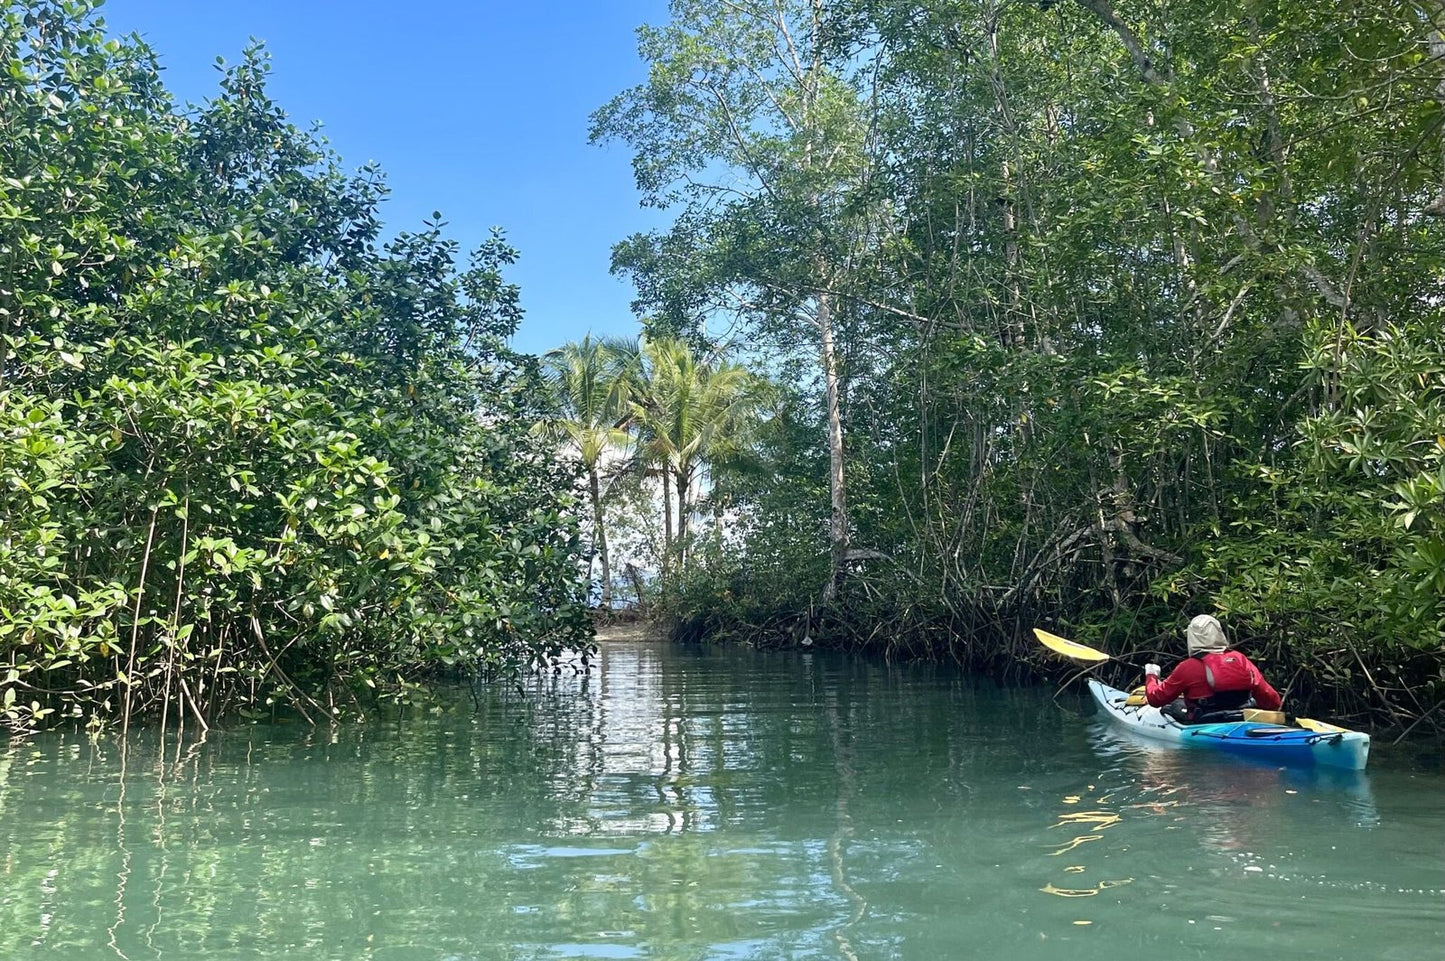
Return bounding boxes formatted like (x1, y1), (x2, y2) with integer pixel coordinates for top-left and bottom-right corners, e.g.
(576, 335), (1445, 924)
(1074, 0), (1170, 85)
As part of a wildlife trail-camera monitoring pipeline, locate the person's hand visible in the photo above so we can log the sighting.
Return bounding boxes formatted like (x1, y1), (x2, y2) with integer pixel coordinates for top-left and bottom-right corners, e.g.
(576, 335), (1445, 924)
(1144, 663), (1161, 678)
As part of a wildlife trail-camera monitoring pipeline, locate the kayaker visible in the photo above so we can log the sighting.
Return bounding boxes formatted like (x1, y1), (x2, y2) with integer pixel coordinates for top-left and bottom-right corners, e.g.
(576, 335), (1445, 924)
(1143, 614), (1282, 722)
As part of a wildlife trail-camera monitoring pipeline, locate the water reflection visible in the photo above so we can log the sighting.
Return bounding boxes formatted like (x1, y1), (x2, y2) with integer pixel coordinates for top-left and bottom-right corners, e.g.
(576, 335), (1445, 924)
(0, 642), (1439, 961)
(1025, 701), (1406, 944)
(1086, 718), (1381, 831)
(1037, 785), (1133, 909)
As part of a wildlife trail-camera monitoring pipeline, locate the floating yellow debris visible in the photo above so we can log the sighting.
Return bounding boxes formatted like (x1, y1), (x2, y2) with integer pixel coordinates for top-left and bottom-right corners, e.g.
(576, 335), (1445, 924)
(1049, 834), (1104, 856)
(1040, 883), (1097, 898)
(1039, 878), (1134, 898)
(1051, 811), (1122, 831)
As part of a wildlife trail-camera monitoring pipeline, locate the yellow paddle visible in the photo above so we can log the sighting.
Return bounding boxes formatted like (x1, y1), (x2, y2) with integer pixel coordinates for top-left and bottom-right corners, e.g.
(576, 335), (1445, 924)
(1035, 627), (1328, 730)
(1034, 628), (1148, 704)
(1033, 627), (1112, 664)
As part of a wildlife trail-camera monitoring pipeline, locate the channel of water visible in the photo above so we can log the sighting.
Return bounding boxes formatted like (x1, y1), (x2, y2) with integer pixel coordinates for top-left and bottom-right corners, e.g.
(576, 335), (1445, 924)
(0, 640), (1439, 959)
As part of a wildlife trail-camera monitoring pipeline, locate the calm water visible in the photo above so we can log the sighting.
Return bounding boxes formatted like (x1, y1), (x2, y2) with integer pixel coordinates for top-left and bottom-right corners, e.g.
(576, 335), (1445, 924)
(1, 640), (1440, 961)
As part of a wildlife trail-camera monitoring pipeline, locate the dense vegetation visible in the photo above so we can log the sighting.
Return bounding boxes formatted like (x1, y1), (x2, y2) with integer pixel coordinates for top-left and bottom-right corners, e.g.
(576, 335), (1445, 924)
(587, 0), (1445, 727)
(0, 2), (590, 733)
(4, 0), (1440, 735)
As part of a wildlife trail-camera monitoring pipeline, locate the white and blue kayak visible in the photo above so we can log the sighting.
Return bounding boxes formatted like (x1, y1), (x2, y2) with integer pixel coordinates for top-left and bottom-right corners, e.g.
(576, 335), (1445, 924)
(1088, 679), (1370, 771)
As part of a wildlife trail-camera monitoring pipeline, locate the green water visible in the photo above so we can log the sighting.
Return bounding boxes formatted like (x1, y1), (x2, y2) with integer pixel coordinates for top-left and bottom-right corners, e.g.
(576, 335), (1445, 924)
(1, 640), (1440, 960)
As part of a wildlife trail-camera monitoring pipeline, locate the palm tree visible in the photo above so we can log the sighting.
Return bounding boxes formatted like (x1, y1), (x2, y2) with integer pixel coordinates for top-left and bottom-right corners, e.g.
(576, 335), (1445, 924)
(538, 334), (637, 608)
(629, 336), (769, 577)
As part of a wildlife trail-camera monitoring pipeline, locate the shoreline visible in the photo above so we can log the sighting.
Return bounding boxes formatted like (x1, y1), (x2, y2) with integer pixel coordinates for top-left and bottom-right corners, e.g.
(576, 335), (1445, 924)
(593, 619), (665, 643)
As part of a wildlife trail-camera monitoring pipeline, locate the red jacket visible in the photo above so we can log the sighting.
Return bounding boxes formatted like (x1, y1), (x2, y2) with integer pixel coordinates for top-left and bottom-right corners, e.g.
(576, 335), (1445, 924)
(1145, 650), (1282, 716)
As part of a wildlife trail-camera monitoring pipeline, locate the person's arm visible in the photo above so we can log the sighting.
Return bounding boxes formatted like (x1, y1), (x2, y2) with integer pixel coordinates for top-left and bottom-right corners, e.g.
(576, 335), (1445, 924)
(1145, 660), (1196, 707)
(1247, 659), (1283, 710)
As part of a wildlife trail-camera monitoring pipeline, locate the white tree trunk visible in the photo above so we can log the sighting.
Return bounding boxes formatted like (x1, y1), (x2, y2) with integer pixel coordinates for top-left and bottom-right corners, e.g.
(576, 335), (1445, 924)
(589, 467), (611, 608)
(818, 291), (850, 600)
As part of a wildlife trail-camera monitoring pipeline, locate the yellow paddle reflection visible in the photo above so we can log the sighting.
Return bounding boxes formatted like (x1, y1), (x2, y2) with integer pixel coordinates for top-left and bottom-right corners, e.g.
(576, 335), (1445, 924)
(1047, 809), (1121, 855)
(1039, 784), (1134, 900)
(1039, 879), (1134, 898)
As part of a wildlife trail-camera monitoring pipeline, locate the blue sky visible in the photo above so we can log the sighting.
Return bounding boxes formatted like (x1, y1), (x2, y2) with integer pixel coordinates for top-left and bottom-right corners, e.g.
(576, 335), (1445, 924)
(98, 0), (670, 356)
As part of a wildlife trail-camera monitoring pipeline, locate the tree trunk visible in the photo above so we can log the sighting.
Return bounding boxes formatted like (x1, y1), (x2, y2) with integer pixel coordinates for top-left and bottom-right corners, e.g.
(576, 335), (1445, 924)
(818, 290), (850, 600)
(1427, 3), (1445, 216)
(589, 467), (611, 609)
(985, 10), (1026, 350)
(674, 466), (690, 574)
(661, 468), (674, 581)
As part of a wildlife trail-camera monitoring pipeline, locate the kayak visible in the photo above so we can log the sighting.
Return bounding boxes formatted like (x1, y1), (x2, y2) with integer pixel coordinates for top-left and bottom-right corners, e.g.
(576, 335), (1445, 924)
(1087, 679), (1370, 771)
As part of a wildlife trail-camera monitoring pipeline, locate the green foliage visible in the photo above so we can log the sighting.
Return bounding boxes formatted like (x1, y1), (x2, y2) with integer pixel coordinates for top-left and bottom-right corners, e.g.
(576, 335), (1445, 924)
(0, 2), (589, 732)
(1186, 312), (1445, 706)
(536, 333), (771, 605)
(600, 0), (1445, 722)
(663, 393), (830, 631)
(626, 336), (772, 579)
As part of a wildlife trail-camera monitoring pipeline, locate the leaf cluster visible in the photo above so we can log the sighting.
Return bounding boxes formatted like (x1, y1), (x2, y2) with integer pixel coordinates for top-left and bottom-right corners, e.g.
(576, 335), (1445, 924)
(0, 2), (590, 733)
